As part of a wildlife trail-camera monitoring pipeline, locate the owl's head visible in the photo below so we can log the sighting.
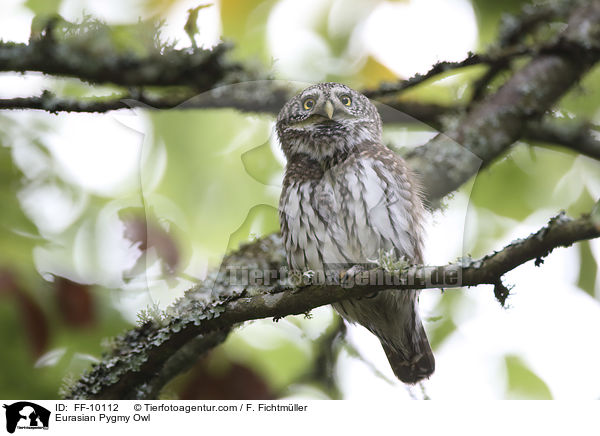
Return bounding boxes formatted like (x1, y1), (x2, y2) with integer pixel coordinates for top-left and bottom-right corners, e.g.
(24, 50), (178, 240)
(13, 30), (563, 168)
(276, 82), (382, 161)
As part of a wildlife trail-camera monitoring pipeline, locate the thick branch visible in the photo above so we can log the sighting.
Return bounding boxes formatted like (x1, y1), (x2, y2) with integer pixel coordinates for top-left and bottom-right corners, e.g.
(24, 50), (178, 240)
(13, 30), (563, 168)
(405, 0), (600, 201)
(0, 39), (249, 89)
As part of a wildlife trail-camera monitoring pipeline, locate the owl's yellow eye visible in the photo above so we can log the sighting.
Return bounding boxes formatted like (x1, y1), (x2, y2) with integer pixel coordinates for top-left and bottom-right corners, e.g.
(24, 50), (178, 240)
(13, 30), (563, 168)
(340, 95), (352, 106)
(303, 98), (315, 110)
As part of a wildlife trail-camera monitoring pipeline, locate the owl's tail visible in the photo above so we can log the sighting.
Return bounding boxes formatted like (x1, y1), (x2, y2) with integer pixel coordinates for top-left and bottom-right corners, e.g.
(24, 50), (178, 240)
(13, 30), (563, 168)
(380, 317), (435, 384)
(334, 290), (434, 384)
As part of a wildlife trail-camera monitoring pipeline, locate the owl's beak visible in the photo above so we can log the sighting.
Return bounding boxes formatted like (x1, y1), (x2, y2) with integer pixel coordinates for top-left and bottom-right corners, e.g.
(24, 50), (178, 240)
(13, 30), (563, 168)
(324, 100), (334, 119)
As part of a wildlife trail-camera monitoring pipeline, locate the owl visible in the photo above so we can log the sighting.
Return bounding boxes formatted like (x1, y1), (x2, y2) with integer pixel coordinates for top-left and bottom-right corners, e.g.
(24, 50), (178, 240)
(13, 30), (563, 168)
(277, 82), (434, 383)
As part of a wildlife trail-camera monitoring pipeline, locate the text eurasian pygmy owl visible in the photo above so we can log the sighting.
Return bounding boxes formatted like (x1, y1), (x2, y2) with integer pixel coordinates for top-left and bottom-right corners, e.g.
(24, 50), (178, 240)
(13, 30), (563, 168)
(277, 82), (434, 383)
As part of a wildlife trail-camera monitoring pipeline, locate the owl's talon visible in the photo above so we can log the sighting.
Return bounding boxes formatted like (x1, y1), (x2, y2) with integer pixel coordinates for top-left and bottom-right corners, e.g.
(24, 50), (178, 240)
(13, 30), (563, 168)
(338, 264), (367, 288)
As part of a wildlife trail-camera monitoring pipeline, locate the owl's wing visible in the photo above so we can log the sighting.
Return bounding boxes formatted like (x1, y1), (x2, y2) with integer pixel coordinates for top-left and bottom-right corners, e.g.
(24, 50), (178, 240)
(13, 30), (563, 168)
(280, 176), (349, 271)
(338, 144), (424, 263)
(310, 175), (358, 268)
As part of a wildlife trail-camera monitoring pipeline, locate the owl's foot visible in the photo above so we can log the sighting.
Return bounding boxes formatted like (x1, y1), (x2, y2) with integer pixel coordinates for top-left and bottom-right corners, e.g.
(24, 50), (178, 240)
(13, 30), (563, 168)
(339, 265), (377, 298)
(339, 264), (365, 283)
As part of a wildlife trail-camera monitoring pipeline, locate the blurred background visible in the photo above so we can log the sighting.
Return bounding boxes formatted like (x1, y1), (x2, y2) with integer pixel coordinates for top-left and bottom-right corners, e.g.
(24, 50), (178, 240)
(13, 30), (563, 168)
(0, 0), (599, 400)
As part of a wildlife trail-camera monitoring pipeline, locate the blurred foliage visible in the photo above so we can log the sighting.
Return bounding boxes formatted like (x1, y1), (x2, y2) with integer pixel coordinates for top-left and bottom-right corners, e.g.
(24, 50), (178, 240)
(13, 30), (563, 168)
(470, 0), (531, 48)
(504, 355), (552, 399)
(31, 15), (168, 56)
(25, 0), (61, 17)
(0, 0), (597, 401)
(560, 65), (600, 118)
(148, 109), (280, 264)
(221, 0), (278, 62)
(427, 292), (461, 350)
(577, 240), (598, 298)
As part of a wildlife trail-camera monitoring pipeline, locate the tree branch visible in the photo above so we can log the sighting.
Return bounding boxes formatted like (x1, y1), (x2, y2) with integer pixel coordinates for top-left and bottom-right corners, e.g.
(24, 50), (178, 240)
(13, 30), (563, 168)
(363, 45), (533, 99)
(5, 92), (600, 166)
(405, 0), (600, 202)
(0, 87), (454, 129)
(0, 43), (518, 113)
(0, 38), (254, 88)
(63, 208), (600, 400)
(523, 118), (600, 161)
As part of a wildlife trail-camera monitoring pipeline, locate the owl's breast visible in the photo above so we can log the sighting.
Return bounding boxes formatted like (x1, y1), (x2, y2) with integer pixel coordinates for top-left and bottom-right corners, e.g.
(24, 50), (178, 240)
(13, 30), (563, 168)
(279, 177), (346, 271)
(280, 154), (423, 272)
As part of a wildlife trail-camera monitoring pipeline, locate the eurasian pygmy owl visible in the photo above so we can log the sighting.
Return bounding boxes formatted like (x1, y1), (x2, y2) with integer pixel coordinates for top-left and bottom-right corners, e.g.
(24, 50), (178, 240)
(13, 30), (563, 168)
(277, 82), (434, 383)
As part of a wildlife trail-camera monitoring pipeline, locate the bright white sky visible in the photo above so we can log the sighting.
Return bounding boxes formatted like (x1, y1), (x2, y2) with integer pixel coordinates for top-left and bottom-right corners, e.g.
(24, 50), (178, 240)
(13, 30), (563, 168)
(1, 0), (599, 400)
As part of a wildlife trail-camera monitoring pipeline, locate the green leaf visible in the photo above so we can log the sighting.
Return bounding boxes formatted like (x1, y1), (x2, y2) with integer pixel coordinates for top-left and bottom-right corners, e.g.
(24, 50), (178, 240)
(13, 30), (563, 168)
(592, 198), (600, 229)
(220, 0), (278, 62)
(0, 140), (40, 272)
(577, 240), (598, 298)
(355, 56), (403, 88)
(559, 64), (600, 118)
(395, 67), (486, 106)
(184, 4), (213, 47)
(469, 0), (531, 49)
(471, 147), (571, 219)
(226, 205), (279, 253)
(504, 354), (552, 399)
(241, 139), (283, 187)
(427, 291), (464, 350)
(427, 315), (456, 350)
(24, 0), (62, 16)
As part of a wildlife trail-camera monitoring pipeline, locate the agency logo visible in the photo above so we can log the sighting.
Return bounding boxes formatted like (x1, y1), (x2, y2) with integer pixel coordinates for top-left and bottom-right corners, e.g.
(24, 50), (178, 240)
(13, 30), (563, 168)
(3, 402), (50, 434)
